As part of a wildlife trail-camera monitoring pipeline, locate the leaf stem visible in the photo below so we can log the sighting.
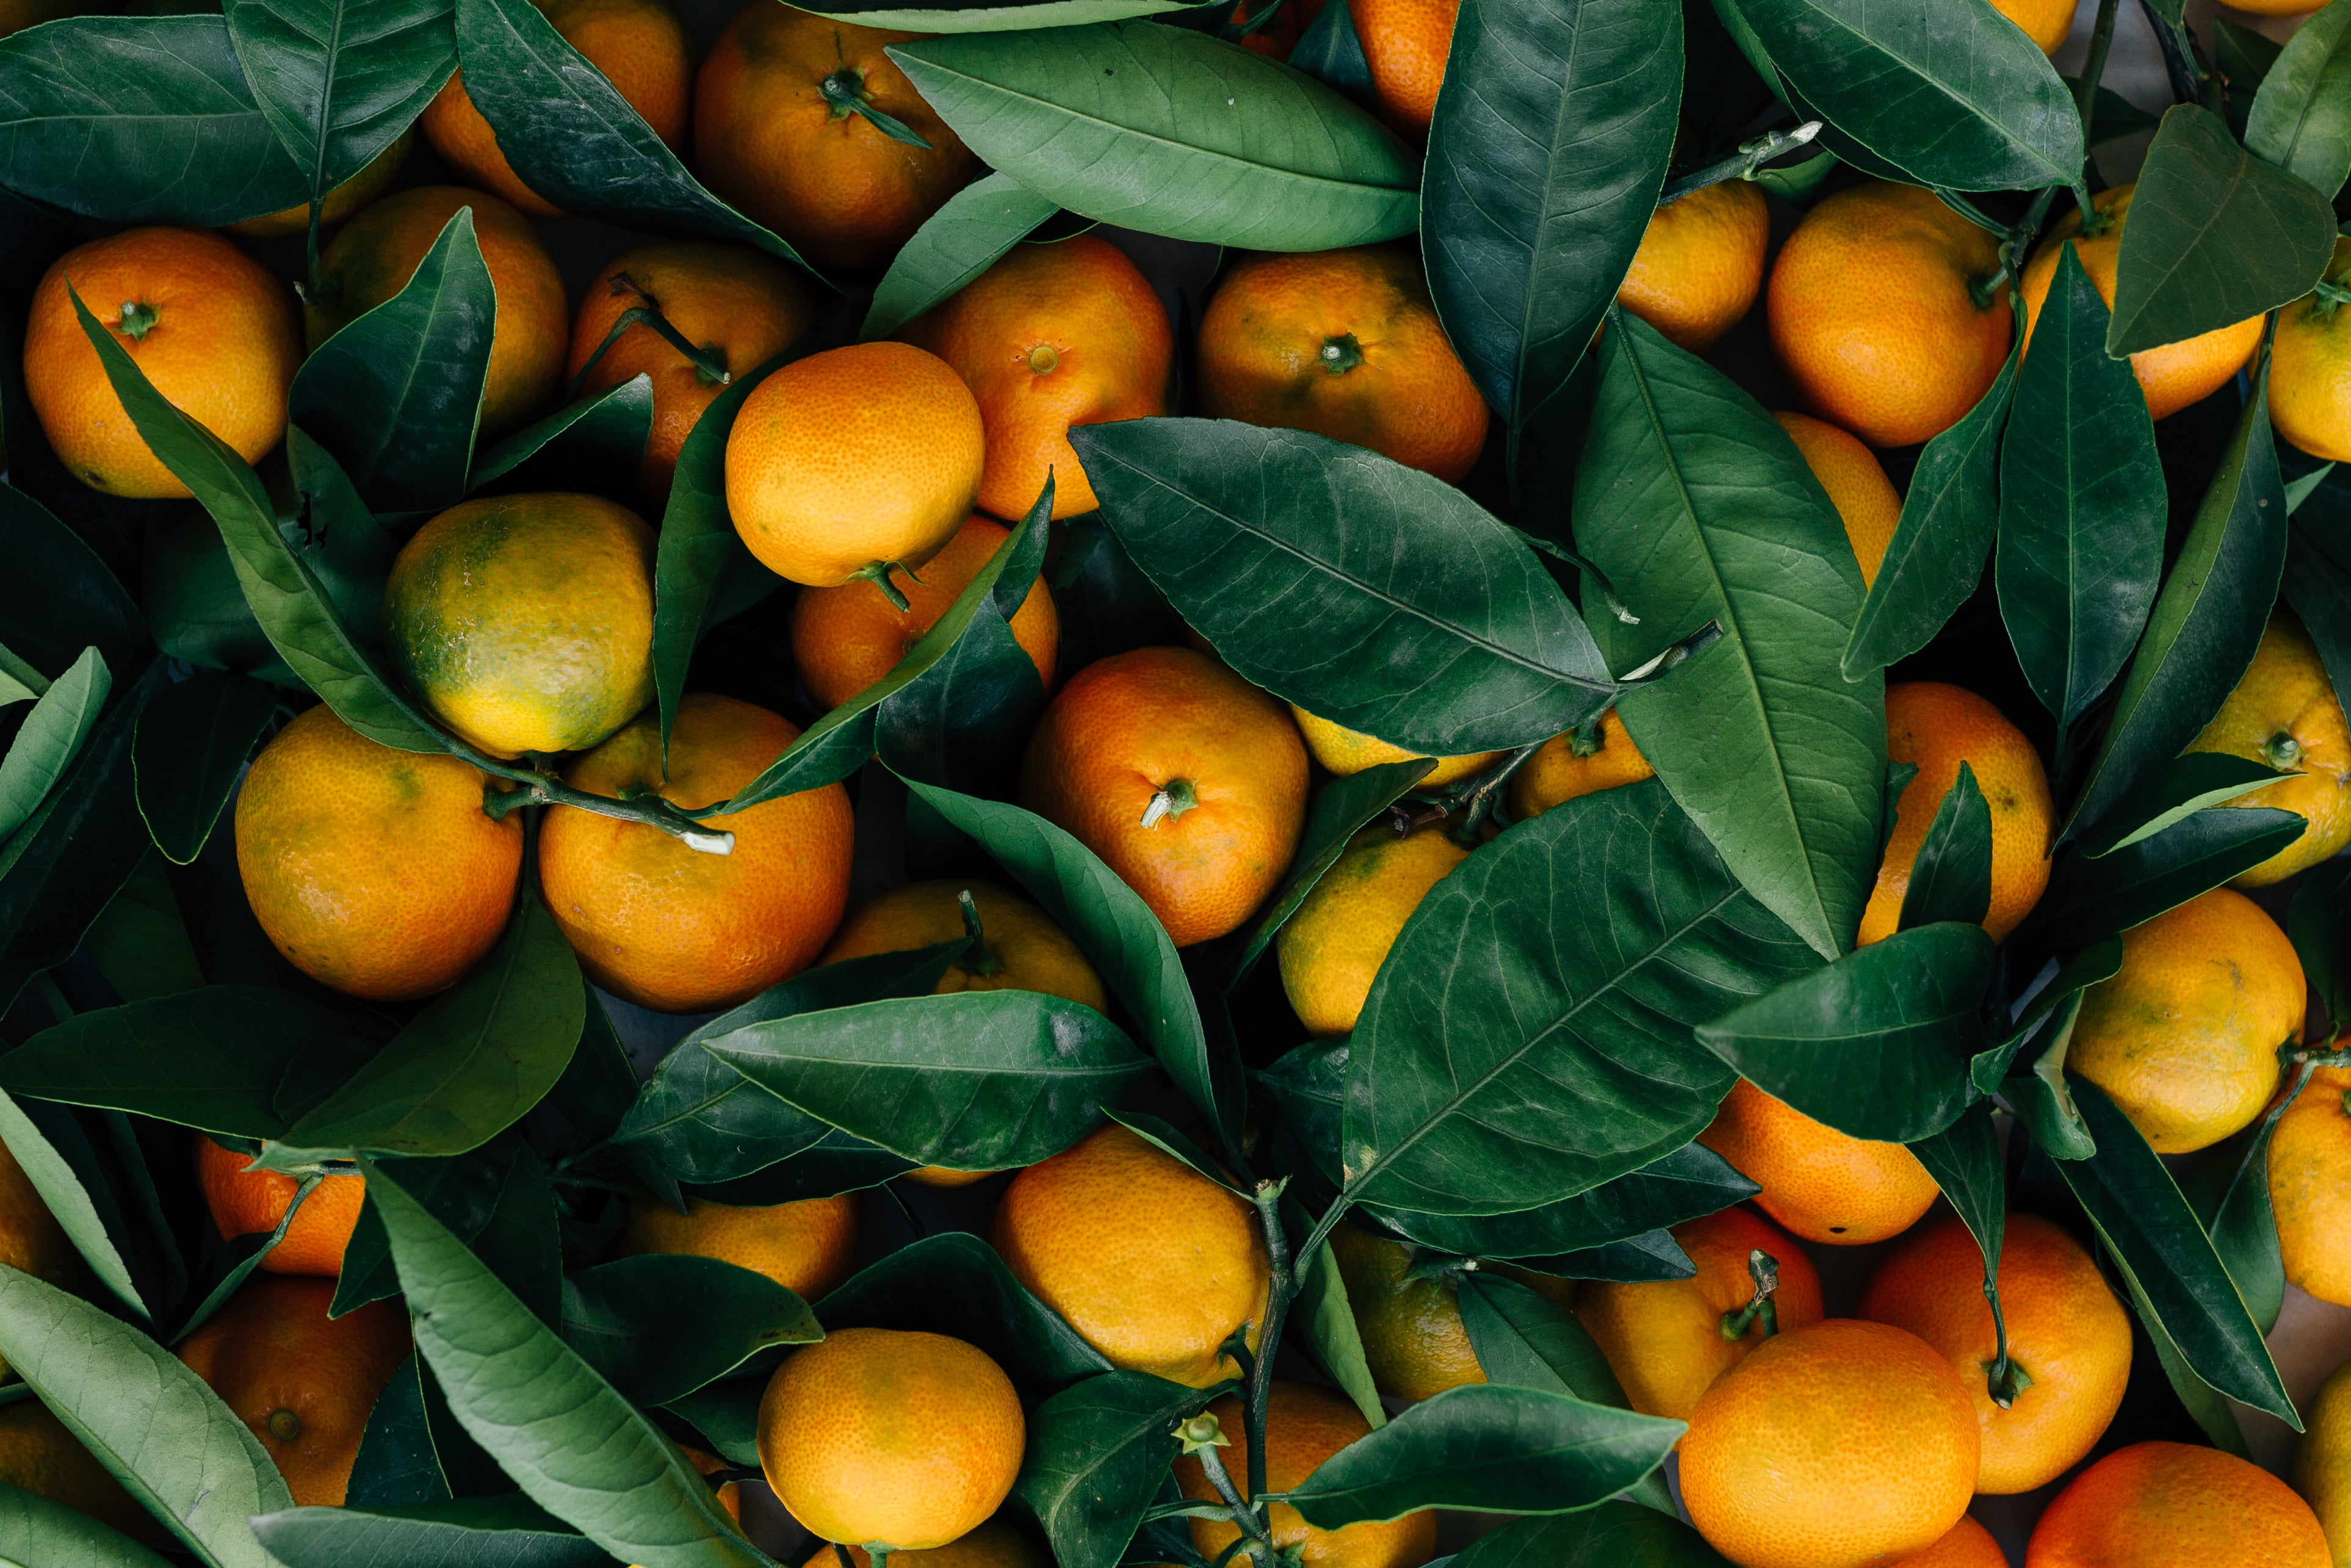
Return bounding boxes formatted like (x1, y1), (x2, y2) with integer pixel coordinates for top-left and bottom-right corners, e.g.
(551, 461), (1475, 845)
(1244, 1179), (1293, 1510)
(1657, 122), (1822, 205)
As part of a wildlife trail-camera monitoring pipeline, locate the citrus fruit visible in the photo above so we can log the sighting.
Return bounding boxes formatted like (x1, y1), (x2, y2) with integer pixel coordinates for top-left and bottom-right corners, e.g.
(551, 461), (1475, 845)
(1349, 0), (1457, 140)
(1618, 179), (1771, 354)
(2028, 1440), (2328, 1567)
(1230, 0), (1325, 56)
(695, 9), (980, 272)
(1895, 1516), (2007, 1568)
(1277, 820), (1465, 1036)
(757, 1327), (1024, 1549)
(195, 1135), (366, 1277)
(2291, 1353), (2351, 1563)
(538, 693), (854, 1013)
(309, 186), (569, 437)
(0, 1401), (168, 1544)
(1775, 410), (1900, 588)
(2268, 1064), (2351, 1309)
(383, 491), (657, 758)
(1858, 681), (2054, 946)
(2184, 609), (2351, 885)
(422, 0), (692, 217)
(2272, 237), (2351, 462)
(1768, 180), (2012, 447)
(1696, 1078), (1940, 1245)
(235, 703), (524, 1001)
(1324, 1227), (1575, 1404)
(2021, 187), (2264, 422)
(175, 1277), (410, 1507)
(819, 880), (1108, 1013)
(568, 240), (818, 504)
(23, 226), (299, 499)
(1290, 709), (1501, 789)
(1175, 1382), (1439, 1568)
(1507, 707), (1653, 821)
(1995, 0), (2078, 52)
(1195, 244), (1489, 483)
(0, 1135), (85, 1310)
(790, 513), (1058, 710)
(611, 1193), (859, 1301)
(1860, 1212), (2131, 1494)
(807, 1519), (1046, 1568)
(904, 233), (1172, 519)
(2065, 886), (2304, 1154)
(1017, 647), (1307, 947)
(226, 129), (412, 240)
(1573, 1205), (1827, 1423)
(1680, 1319), (1979, 1568)
(989, 1123), (1269, 1387)
(724, 340), (984, 587)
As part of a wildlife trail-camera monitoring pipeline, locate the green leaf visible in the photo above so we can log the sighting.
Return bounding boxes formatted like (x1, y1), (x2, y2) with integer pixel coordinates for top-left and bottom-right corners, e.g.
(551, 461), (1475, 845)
(1288, 0), (1371, 104)
(863, 172), (1063, 342)
(142, 508), (298, 688)
(1229, 764), (1432, 994)
(2113, 1252), (2252, 1457)
(2216, 15), (2284, 90)
(1420, 0), (1680, 448)
(890, 23), (1418, 250)
(0, 1478), (173, 1568)
(81, 852), (206, 1002)
(2289, 859), (2351, 1036)
(1288, 1200), (1385, 1429)
(1072, 418), (1623, 756)
(1996, 243), (2166, 734)
(2179, 1078), (2298, 1335)
(0, 646), (107, 844)
(131, 670), (276, 865)
(1371, 1144), (1758, 1260)
(562, 1255), (820, 1407)
(0, 484), (145, 690)
(1516, 1232), (1693, 1283)
(687, 1128), (919, 1207)
(345, 1352), (449, 1507)
(2245, 0), (2351, 200)
(1576, 308), (1883, 959)
(253, 1496), (605, 1568)
(0, 1091), (144, 1319)
(661, 1379), (759, 1467)
(818, 1230), (1111, 1393)
(1898, 761), (1992, 931)
(1016, 1371), (1209, 1568)
(799, 0), (1193, 27)
(334, 1138), (560, 1322)
(1906, 1099), (2004, 1297)
(1446, 1505), (1735, 1568)
(2077, 751), (2292, 858)
(221, 0), (453, 199)
(2109, 105), (2337, 357)
(469, 375), (654, 499)
(2030, 806), (2305, 951)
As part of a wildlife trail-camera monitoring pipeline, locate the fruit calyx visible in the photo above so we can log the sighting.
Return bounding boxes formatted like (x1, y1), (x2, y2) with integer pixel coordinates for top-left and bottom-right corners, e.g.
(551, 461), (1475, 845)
(1140, 778), (1201, 829)
(1718, 1248), (1782, 1340)
(115, 300), (159, 341)
(1318, 333), (1364, 375)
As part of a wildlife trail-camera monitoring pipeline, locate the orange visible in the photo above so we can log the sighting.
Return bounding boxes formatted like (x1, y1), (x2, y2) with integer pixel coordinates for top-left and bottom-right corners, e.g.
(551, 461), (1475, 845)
(695, 9), (980, 273)
(1018, 647), (1307, 947)
(1196, 244), (1488, 483)
(1775, 410), (1899, 587)
(1277, 820), (1464, 1036)
(2273, 238), (2351, 462)
(1860, 1212), (2131, 1494)
(2292, 1354), (2351, 1564)
(610, 1193), (858, 1301)
(538, 693), (854, 1013)
(1995, 0), (2079, 51)
(1324, 1228), (1575, 1403)
(422, 0), (693, 217)
(2065, 886), (2305, 1153)
(1681, 1320), (1978, 1568)
(1507, 707), (1653, 821)
(905, 234), (1172, 519)
(569, 241), (818, 504)
(226, 129), (413, 240)
(2021, 186), (2264, 422)
(1232, 0), (1326, 56)
(2028, 1441), (2328, 1567)
(2185, 609), (2351, 885)
(23, 226), (298, 499)
(1176, 1382), (1437, 1568)
(1859, 682), (2054, 946)
(235, 704), (523, 1001)
(1349, 0), (1457, 140)
(1697, 1078), (1940, 1245)
(310, 186), (569, 437)
(195, 1135), (366, 1278)
(1290, 709), (1500, 789)
(1895, 1517), (2007, 1568)
(990, 1124), (1268, 1387)
(2269, 1064), (2351, 1309)
(383, 492), (656, 758)
(1619, 180), (1771, 355)
(789, 513), (1058, 710)
(176, 1277), (410, 1508)
(1573, 1205), (1827, 1423)
(0, 1134), (86, 1306)
(1768, 180), (2012, 447)
(819, 880), (1107, 1014)
(0, 1402), (170, 1545)
(724, 341), (984, 587)
(757, 1328), (1024, 1549)
(806, 1520), (1046, 1568)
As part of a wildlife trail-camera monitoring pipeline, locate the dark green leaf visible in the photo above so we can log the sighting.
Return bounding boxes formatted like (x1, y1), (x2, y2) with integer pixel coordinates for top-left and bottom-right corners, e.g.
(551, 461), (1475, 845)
(1287, 1196), (1384, 1428)
(2286, 512), (2351, 711)
(0, 645), (107, 842)
(2289, 858), (2351, 1036)
(801, 0), (1193, 26)
(2074, 80), (2163, 143)
(81, 851), (206, 1001)
(0, 1092), (146, 1320)
(468, 375), (654, 499)
(862, 172), (1063, 341)
(0, 1478), (174, 1568)
(1286, 0), (1370, 104)
(1463, 1233), (1688, 1282)
(818, 1231), (1111, 1393)
(1227, 759), (1433, 991)
(1898, 761), (1992, 930)
(1446, 1505), (1735, 1568)
(0, 483), (145, 687)
(1906, 1099), (2003, 1302)
(563, 1255), (819, 1407)
(132, 670), (276, 865)
(660, 1379), (759, 1467)
(2028, 806), (2305, 949)
(536, 985), (638, 1161)
(2002, 989), (2096, 1159)
(1101, 1108), (1243, 1194)
(221, 0), (453, 198)
(2076, 751), (2293, 858)
(1371, 1143), (1758, 1260)
(346, 1352), (452, 1508)
(1016, 1371), (1208, 1568)
(2114, 1254), (2251, 1458)
(2216, 15), (2284, 90)
(142, 506), (297, 688)
(2180, 1075), (2298, 1335)
(253, 1496), (607, 1568)
(2245, 0), (2351, 200)
(335, 1139), (560, 1322)
(687, 1127), (918, 1204)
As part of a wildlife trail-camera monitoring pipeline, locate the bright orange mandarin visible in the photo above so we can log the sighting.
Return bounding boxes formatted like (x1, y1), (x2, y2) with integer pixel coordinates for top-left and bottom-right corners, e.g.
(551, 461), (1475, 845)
(790, 514), (1058, 710)
(612, 1193), (859, 1300)
(1197, 244), (1488, 483)
(1769, 181), (2012, 447)
(1508, 708), (1653, 821)
(0, 1402), (170, 1546)
(228, 129), (412, 240)
(569, 242), (818, 504)
(2269, 1064), (2351, 1308)
(820, 880), (1108, 1013)
(538, 693), (854, 1013)
(1290, 710), (1500, 789)
(1349, 0), (1457, 139)
(1177, 1383), (1437, 1568)
(808, 1520), (1046, 1568)
(906, 234), (1171, 519)
(2273, 237), (2351, 461)
(195, 1135), (366, 1278)
(24, 227), (298, 499)
(1018, 647), (1307, 947)
(2028, 1442), (2329, 1567)
(1995, 0), (2078, 51)
(1896, 1517), (2007, 1568)
(1698, 1078), (1940, 1245)
(235, 704), (522, 1001)
(1619, 180), (1771, 354)
(1775, 411), (1899, 588)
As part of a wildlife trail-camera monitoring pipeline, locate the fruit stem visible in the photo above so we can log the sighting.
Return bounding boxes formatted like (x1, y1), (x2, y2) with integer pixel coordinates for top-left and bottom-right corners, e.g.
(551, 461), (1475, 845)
(114, 300), (158, 341)
(1719, 1249), (1782, 1340)
(2312, 279), (2351, 322)
(1430, 741), (1544, 847)
(1318, 334), (1364, 375)
(570, 276), (732, 394)
(819, 68), (935, 150)
(476, 768), (737, 855)
(1192, 1413), (1279, 1568)
(2266, 730), (2307, 770)
(1244, 1179), (1295, 1517)
(865, 1546), (892, 1568)
(1141, 778), (1202, 829)
(850, 560), (917, 613)
(1656, 120), (1821, 206)
(2073, 0), (2121, 142)
(957, 887), (1005, 977)
(1567, 714), (1606, 759)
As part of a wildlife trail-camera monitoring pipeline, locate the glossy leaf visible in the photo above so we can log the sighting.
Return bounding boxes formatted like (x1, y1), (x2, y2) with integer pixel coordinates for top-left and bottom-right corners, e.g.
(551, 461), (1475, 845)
(469, 375), (654, 497)
(1519, 1231), (1694, 1283)
(2027, 806), (2304, 949)
(1372, 1143), (1758, 1260)
(2289, 858), (2351, 1036)
(334, 1137), (560, 1321)
(2077, 751), (2292, 858)
(1898, 762), (1992, 931)
(1448, 1505), (1735, 1568)
(863, 172), (1063, 341)
(2116, 1253), (2252, 1457)
(818, 1231), (1111, 1393)
(2246, 0), (2351, 200)
(131, 669), (276, 865)
(1016, 1371), (1208, 1568)
(1287, 0), (1371, 104)
(688, 1127), (919, 1205)
(563, 1255), (820, 1407)
(1227, 758), (1433, 991)
(221, 0), (453, 197)
(2002, 990), (2096, 1160)
(1906, 1099), (2004, 1302)
(0, 645), (107, 844)
(1289, 1200), (1385, 1428)
(0, 1478), (174, 1568)
(252, 1496), (605, 1568)
(2181, 1078), (2299, 1335)
(0, 1091), (145, 1319)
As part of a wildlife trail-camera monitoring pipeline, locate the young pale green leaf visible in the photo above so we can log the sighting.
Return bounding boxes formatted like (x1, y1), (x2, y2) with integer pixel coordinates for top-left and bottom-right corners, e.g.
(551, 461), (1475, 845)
(1897, 761), (1992, 931)
(890, 23), (1417, 250)
(131, 669), (275, 865)
(863, 172), (1064, 341)
(253, 1495), (604, 1568)
(1448, 1504), (1736, 1568)
(0, 483), (145, 690)
(799, 0), (1191, 26)
(1227, 758), (1433, 991)
(2245, 0), (2351, 200)
(0, 1478), (173, 1568)
(2076, 751), (2294, 858)
(2289, 859), (2351, 1036)
(0, 646), (108, 844)
(1370, 1143), (1758, 1260)
(469, 374), (654, 497)
(818, 1231), (1111, 1393)
(220, 0), (453, 199)
(2027, 806), (2305, 949)
(562, 1255), (820, 1407)
(1015, 1371), (1209, 1568)
(2179, 1075), (2300, 1335)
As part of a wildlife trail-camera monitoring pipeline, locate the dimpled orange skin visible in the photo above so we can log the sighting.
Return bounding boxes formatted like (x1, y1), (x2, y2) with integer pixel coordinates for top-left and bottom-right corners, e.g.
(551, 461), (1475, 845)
(2269, 1064), (2351, 1308)
(1508, 708), (1653, 821)
(1018, 647), (1307, 947)
(809, 1520), (1048, 1568)
(758, 1328), (1024, 1549)
(695, 9), (979, 273)
(2273, 239), (2351, 461)
(1768, 181), (2012, 448)
(569, 242), (817, 505)
(1277, 822), (1465, 1037)
(820, 880), (1108, 1014)
(2028, 1441), (2330, 1567)
(1861, 1213), (2132, 1494)
(1177, 1383), (1439, 1568)
(2186, 610), (2351, 886)
(991, 1124), (1270, 1387)
(905, 235), (1172, 519)
(1619, 181), (1771, 355)
(2022, 186), (2264, 422)
(1894, 1517), (2008, 1568)
(228, 129), (412, 240)
(309, 186), (569, 437)
(1995, 0), (2079, 52)
(0, 1401), (171, 1545)
(176, 1277), (411, 1507)
(235, 704), (523, 1002)
(1775, 411), (1900, 588)
(538, 693), (854, 1013)
(24, 227), (299, 500)
(612, 1193), (859, 1300)
(196, 1135), (366, 1277)
(726, 341), (984, 587)
(1196, 245), (1489, 483)
(1860, 682), (2054, 947)
(1349, 0), (1457, 140)
(1290, 709), (1501, 789)
(791, 515), (1058, 710)
(1699, 1078), (1941, 1245)
(1574, 1206), (1826, 1425)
